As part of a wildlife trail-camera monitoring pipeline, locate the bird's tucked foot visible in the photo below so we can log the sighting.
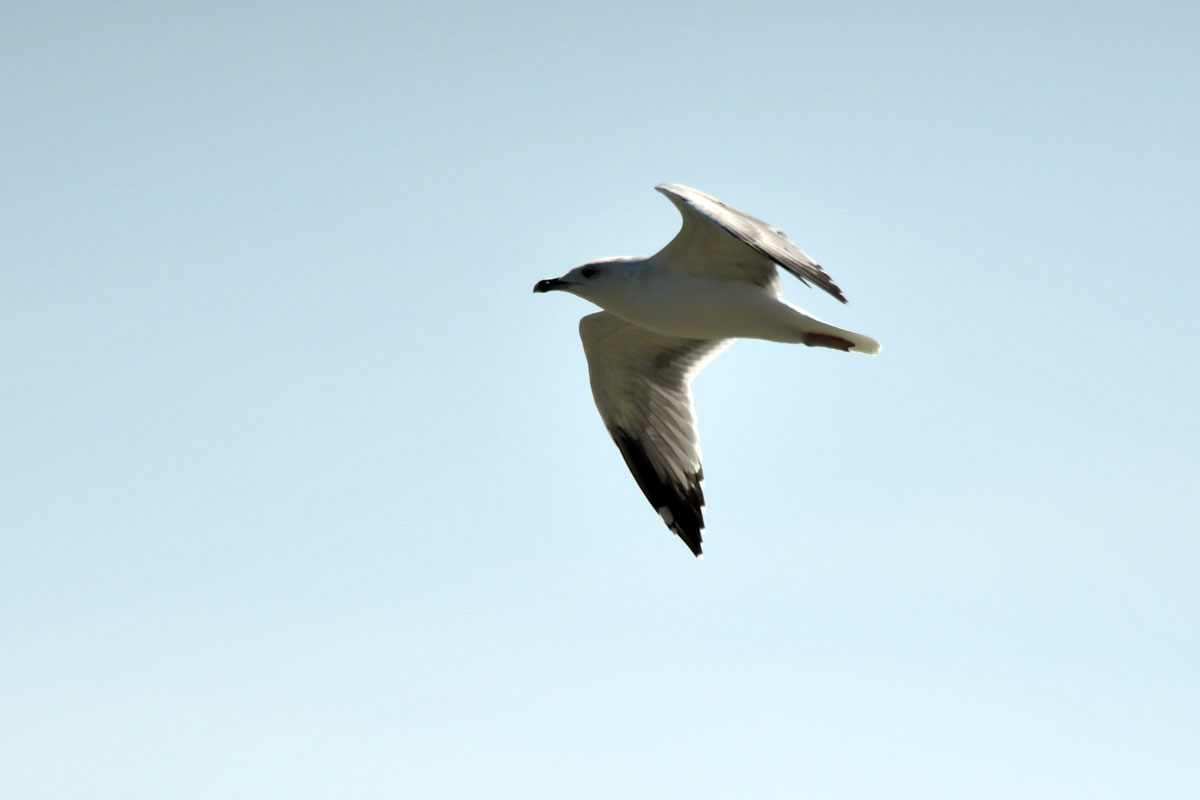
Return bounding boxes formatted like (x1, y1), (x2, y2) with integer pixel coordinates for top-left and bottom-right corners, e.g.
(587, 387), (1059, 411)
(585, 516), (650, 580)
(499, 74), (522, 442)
(802, 333), (854, 351)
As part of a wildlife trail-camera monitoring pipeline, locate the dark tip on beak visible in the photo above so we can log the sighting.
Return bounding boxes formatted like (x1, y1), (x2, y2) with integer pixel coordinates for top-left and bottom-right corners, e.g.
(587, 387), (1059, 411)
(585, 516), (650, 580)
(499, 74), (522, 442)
(533, 278), (567, 294)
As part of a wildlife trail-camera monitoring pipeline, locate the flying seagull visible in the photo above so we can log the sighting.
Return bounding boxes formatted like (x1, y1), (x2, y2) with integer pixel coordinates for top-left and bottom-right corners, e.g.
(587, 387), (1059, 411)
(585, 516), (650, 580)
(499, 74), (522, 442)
(534, 184), (880, 557)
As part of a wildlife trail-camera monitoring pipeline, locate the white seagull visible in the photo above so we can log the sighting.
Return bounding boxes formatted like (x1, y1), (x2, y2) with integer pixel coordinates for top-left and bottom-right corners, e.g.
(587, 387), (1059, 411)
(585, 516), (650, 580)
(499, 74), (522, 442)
(534, 184), (880, 557)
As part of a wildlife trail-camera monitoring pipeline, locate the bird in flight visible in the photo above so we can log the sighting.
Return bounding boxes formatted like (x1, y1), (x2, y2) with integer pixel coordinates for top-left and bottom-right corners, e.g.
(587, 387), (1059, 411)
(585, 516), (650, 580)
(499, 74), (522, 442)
(534, 184), (879, 557)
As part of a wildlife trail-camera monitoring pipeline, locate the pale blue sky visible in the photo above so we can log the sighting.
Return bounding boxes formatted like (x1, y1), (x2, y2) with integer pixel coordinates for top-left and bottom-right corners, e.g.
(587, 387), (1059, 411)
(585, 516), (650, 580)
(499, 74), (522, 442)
(3, 1), (1198, 797)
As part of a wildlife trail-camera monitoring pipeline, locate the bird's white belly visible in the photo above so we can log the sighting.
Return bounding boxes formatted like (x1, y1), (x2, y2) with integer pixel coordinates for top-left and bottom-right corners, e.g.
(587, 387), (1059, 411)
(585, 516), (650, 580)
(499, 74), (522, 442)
(605, 277), (794, 341)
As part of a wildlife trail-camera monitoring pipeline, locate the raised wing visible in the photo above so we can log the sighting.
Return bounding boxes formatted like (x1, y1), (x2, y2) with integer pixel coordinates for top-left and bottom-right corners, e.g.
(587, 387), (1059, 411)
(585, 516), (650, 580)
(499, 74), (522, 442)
(578, 311), (733, 556)
(652, 183), (847, 303)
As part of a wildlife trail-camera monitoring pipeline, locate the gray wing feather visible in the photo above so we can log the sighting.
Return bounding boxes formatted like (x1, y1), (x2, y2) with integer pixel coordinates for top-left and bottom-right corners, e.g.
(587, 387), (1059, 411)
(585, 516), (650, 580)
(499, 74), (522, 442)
(578, 311), (732, 556)
(653, 183), (848, 303)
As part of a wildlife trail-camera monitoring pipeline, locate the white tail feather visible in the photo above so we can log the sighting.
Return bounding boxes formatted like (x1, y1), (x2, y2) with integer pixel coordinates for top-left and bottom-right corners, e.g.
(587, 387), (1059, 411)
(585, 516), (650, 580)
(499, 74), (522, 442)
(783, 301), (881, 354)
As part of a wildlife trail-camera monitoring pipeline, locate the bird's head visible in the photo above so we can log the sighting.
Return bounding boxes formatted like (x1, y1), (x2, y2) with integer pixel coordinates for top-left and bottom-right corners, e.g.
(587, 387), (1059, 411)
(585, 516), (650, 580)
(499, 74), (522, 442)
(533, 257), (640, 306)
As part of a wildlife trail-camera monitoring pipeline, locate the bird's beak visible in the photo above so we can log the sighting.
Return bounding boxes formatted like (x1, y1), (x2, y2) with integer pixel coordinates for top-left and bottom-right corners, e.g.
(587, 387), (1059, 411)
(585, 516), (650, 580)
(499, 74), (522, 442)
(533, 277), (569, 293)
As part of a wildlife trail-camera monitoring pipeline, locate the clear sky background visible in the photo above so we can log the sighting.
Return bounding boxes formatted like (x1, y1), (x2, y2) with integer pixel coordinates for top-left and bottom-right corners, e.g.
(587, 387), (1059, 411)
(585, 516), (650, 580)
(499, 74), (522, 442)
(3, 1), (1198, 797)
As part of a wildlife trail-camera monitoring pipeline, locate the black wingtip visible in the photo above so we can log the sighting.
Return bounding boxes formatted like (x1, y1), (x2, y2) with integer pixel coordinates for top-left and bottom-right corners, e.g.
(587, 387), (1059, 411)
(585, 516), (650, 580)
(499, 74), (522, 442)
(610, 428), (707, 558)
(818, 274), (849, 304)
(671, 520), (705, 558)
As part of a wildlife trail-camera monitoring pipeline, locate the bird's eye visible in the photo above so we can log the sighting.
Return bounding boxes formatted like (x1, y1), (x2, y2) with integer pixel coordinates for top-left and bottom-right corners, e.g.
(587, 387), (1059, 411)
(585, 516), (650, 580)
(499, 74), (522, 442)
(581, 266), (598, 279)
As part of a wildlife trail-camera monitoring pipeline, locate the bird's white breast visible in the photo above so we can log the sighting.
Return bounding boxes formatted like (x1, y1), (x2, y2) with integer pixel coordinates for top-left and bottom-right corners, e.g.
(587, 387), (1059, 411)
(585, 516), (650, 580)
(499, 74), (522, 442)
(604, 273), (795, 341)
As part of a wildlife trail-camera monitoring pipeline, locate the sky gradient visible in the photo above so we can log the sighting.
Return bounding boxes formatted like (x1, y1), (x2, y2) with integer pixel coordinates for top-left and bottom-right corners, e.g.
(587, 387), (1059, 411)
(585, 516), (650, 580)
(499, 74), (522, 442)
(3, 2), (1198, 797)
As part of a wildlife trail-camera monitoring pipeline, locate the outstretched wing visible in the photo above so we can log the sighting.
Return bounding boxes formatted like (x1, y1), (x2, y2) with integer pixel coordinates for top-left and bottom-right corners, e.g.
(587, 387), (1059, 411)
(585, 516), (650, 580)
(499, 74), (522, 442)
(652, 183), (847, 303)
(578, 311), (732, 557)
